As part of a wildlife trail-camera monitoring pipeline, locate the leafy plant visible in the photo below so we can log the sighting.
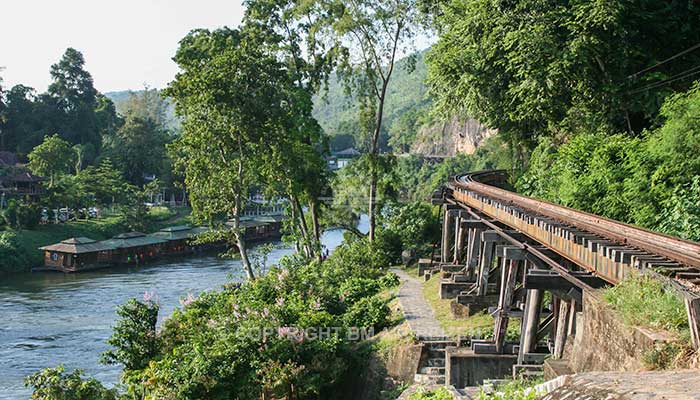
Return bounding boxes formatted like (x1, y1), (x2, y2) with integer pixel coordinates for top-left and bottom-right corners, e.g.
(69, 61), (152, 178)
(24, 365), (118, 400)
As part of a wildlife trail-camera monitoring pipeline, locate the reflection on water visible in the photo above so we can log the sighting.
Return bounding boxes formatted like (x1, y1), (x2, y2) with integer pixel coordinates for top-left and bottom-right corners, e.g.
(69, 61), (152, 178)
(0, 223), (362, 399)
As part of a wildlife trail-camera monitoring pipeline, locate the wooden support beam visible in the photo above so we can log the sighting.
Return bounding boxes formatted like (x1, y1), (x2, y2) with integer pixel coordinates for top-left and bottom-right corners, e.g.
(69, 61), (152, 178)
(535, 313), (555, 342)
(477, 241), (496, 296)
(518, 288), (542, 363)
(686, 297), (700, 350)
(494, 259), (519, 353)
(553, 300), (571, 359)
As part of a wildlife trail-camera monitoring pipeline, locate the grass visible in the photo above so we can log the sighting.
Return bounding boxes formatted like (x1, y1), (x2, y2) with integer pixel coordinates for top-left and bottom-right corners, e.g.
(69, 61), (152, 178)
(0, 207), (192, 274)
(603, 274), (688, 334)
(421, 274), (494, 338)
(603, 273), (696, 369)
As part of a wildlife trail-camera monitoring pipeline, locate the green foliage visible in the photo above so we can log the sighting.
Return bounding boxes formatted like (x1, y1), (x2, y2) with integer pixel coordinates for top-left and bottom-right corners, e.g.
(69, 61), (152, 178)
(101, 298), (160, 373)
(603, 274), (688, 334)
(378, 271), (401, 289)
(427, 0), (700, 145)
(28, 134), (74, 187)
(343, 295), (392, 331)
(24, 365), (118, 400)
(314, 50), (432, 153)
(90, 236), (400, 398)
(340, 277), (381, 304)
(383, 201), (439, 254)
(102, 114), (172, 186)
(476, 378), (541, 400)
(2, 199), (41, 229)
(641, 342), (684, 371)
(517, 82), (700, 241)
(409, 387), (454, 400)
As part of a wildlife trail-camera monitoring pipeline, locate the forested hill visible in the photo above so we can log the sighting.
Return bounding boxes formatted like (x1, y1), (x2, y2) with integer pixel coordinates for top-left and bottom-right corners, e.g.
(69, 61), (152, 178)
(312, 49), (431, 152)
(313, 49), (495, 155)
(106, 49), (493, 156)
(105, 90), (180, 131)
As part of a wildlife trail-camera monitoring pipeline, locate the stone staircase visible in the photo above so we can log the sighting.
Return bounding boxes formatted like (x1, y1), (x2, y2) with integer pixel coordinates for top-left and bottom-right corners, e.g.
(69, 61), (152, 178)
(413, 336), (463, 386)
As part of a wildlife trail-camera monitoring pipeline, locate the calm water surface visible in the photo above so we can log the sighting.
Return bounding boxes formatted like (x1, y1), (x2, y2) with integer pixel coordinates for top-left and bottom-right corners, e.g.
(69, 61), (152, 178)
(0, 224), (356, 399)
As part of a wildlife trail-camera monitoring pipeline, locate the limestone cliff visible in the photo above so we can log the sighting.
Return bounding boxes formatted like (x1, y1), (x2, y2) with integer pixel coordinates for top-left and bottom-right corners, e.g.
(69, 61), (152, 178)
(410, 116), (496, 157)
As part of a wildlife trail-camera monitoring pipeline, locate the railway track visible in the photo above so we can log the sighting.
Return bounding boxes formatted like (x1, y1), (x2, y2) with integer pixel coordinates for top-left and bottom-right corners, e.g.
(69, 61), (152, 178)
(440, 170), (700, 350)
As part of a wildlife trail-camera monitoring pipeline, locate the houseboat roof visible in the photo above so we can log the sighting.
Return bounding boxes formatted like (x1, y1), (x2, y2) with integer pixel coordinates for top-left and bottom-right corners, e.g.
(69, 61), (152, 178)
(159, 225), (191, 232)
(39, 237), (117, 254)
(226, 217), (267, 229)
(151, 226), (193, 241)
(102, 234), (167, 249)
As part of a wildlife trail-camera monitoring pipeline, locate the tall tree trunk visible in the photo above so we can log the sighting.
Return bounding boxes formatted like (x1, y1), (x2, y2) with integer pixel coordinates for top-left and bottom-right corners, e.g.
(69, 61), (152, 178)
(309, 198), (322, 261)
(292, 195), (313, 257)
(368, 78), (390, 242)
(235, 138), (255, 280)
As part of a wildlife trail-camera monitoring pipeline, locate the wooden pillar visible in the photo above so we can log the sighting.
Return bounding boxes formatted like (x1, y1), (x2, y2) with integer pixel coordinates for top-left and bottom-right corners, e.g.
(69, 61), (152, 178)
(518, 288), (543, 362)
(553, 299), (571, 359)
(441, 209), (454, 263)
(468, 228), (483, 278)
(685, 297), (700, 350)
(494, 259), (519, 353)
(477, 240), (495, 296)
(454, 217), (468, 265)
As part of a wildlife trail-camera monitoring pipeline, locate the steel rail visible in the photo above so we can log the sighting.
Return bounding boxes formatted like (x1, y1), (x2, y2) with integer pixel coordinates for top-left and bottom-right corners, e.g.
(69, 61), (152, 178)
(445, 198), (596, 292)
(450, 171), (700, 270)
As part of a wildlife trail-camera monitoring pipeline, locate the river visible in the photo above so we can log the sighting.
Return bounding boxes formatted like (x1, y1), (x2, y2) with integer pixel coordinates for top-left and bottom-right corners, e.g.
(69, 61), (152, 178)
(0, 223), (359, 399)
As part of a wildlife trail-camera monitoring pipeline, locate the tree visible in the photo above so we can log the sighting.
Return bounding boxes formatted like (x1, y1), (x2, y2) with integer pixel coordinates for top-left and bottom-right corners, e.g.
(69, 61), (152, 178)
(28, 134), (74, 188)
(46, 48), (101, 148)
(324, 0), (423, 241)
(102, 115), (170, 185)
(426, 0), (700, 147)
(77, 158), (129, 207)
(165, 28), (290, 280)
(243, 0), (340, 259)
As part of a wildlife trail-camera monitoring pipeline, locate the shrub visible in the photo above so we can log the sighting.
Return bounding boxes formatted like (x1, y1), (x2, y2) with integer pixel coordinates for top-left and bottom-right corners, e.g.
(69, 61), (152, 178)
(383, 201), (440, 254)
(379, 271), (401, 289)
(3, 199), (41, 229)
(340, 277), (381, 305)
(409, 387), (454, 400)
(101, 298), (160, 373)
(24, 365), (118, 400)
(343, 295), (391, 331)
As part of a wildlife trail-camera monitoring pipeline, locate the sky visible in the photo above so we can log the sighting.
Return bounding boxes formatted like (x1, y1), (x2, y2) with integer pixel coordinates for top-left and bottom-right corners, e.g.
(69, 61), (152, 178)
(0, 0), (246, 93)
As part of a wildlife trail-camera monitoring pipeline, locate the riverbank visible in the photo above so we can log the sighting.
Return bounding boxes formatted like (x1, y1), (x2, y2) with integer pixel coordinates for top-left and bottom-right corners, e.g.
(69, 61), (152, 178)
(0, 207), (191, 275)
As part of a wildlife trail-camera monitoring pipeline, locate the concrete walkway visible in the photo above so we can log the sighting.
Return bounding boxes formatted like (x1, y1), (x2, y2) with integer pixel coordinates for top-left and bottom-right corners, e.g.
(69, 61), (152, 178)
(392, 268), (445, 338)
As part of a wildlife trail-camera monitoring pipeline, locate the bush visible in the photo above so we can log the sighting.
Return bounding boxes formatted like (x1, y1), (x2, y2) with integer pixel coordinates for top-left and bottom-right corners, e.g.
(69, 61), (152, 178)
(24, 365), (118, 400)
(3, 199), (42, 229)
(409, 387), (454, 400)
(101, 298), (160, 373)
(383, 201), (439, 254)
(343, 295), (391, 331)
(340, 277), (381, 305)
(378, 271), (401, 289)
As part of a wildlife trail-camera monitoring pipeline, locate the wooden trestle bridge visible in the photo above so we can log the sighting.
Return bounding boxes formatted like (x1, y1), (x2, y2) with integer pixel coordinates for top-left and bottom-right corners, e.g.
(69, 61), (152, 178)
(430, 170), (700, 375)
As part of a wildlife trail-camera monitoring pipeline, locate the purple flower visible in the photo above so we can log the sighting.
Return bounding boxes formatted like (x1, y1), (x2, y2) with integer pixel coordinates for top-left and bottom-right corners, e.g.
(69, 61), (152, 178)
(312, 298), (321, 310)
(233, 311), (241, 319)
(143, 290), (158, 303)
(233, 303), (239, 311)
(179, 292), (196, 307)
(262, 307), (270, 318)
(276, 297), (285, 306)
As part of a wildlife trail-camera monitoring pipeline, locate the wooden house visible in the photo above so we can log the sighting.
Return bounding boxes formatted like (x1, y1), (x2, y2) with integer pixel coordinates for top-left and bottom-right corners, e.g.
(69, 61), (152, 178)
(100, 232), (167, 265)
(39, 237), (116, 272)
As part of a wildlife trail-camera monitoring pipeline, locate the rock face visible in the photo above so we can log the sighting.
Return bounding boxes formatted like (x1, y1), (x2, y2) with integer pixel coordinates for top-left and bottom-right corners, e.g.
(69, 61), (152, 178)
(410, 116), (497, 156)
